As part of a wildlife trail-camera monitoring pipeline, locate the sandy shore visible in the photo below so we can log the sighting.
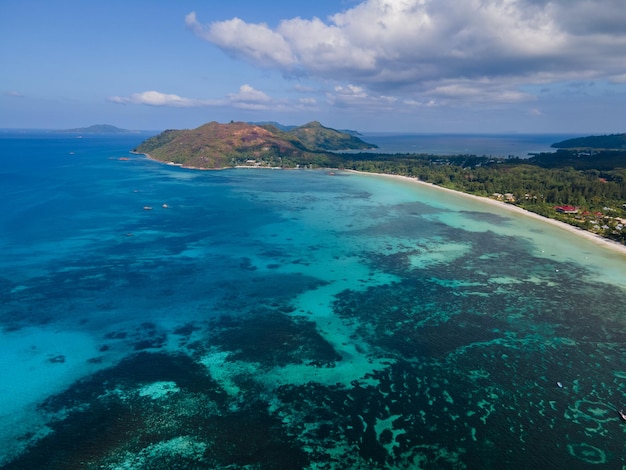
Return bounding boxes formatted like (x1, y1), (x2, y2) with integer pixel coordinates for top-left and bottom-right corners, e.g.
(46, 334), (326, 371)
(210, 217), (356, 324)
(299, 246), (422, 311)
(352, 170), (626, 256)
(131, 153), (626, 256)
(134, 151), (285, 171)
(133, 152), (219, 171)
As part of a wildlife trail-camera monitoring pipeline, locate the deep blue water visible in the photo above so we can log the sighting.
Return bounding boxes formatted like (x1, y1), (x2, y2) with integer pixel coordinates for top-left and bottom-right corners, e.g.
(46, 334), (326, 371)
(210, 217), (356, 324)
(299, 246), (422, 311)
(1, 132), (626, 469)
(358, 132), (577, 157)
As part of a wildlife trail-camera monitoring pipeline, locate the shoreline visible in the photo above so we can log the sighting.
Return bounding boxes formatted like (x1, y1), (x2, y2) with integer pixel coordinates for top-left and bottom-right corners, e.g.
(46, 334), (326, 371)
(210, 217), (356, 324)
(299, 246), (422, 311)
(349, 170), (626, 256)
(131, 151), (226, 171)
(134, 151), (282, 171)
(133, 152), (626, 256)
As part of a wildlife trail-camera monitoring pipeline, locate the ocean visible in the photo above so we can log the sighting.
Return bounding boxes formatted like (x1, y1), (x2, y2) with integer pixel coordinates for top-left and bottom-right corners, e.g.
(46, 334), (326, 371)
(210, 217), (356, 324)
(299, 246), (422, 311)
(1, 132), (626, 469)
(358, 132), (577, 157)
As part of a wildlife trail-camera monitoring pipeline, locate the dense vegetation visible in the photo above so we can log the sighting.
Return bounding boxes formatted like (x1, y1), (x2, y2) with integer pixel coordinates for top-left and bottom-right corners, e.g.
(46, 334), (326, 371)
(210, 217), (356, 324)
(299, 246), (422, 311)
(552, 133), (626, 149)
(134, 129), (183, 152)
(289, 121), (376, 151)
(343, 150), (626, 244)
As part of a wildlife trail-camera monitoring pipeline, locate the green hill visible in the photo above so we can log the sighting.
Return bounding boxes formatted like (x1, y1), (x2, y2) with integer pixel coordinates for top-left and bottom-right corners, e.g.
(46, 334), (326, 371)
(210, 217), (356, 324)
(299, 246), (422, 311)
(133, 121), (375, 169)
(551, 133), (626, 149)
(289, 121), (375, 151)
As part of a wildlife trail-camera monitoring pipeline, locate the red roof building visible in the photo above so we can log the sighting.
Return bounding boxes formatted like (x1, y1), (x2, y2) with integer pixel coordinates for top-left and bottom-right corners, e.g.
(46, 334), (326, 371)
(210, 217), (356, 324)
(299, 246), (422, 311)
(555, 205), (578, 214)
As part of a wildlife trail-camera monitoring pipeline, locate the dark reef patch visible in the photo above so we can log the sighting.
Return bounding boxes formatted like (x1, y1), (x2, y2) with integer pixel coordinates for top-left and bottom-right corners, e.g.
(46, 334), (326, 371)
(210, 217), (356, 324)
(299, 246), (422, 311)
(459, 210), (512, 224)
(209, 309), (341, 367)
(349, 202), (449, 239)
(39, 352), (224, 414)
(7, 351), (310, 469)
(4, 400), (145, 470)
(213, 272), (328, 312)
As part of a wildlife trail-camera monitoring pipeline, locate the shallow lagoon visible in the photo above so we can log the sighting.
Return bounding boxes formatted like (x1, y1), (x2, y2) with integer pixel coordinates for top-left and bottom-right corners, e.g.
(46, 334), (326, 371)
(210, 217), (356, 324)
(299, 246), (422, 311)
(1, 134), (626, 468)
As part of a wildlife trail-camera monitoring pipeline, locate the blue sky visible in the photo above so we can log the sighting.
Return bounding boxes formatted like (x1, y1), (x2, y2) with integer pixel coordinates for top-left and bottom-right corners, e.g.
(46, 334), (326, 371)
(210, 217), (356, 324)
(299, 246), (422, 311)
(2, 0), (625, 133)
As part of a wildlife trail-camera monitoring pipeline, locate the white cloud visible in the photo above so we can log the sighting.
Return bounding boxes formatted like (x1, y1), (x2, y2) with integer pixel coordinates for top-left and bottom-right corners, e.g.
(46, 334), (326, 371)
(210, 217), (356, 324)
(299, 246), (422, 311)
(185, 12), (296, 68)
(108, 85), (280, 111)
(327, 84), (398, 110)
(609, 74), (626, 84)
(5, 91), (24, 98)
(334, 84), (368, 99)
(293, 84), (318, 93)
(188, 0), (626, 107)
(108, 91), (208, 107)
(228, 84), (270, 103)
(428, 80), (534, 104)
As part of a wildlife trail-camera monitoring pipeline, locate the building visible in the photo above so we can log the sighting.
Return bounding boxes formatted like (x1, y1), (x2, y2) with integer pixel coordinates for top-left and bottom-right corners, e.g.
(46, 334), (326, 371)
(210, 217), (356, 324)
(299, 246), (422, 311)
(555, 205), (578, 214)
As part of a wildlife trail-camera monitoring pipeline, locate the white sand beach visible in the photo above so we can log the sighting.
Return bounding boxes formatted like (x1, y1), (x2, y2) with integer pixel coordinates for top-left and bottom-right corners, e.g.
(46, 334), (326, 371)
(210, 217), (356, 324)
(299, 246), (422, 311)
(354, 171), (626, 257)
(133, 155), (626, 257)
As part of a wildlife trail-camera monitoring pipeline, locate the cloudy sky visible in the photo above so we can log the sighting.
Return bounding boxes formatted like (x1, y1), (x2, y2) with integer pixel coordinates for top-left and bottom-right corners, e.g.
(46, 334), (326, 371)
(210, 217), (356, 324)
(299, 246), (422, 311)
(1, 0), (625, 133)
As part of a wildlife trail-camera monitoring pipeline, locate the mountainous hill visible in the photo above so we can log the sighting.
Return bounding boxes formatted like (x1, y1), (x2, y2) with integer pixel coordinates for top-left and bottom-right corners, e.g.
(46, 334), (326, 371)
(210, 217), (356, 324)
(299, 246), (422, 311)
(552, 133), (626, 149)
(289, 121), (374, 151)
(249, 121), (297, 132)
(133, 121), (375, 169)
(250, 121), (364, 137)
(56, 124), (137, 134)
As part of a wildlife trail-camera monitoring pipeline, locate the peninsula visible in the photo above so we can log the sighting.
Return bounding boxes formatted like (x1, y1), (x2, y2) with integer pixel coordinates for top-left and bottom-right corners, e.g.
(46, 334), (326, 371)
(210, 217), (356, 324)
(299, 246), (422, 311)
(133, 121), (376, 169)
(133, 125), (626, 245)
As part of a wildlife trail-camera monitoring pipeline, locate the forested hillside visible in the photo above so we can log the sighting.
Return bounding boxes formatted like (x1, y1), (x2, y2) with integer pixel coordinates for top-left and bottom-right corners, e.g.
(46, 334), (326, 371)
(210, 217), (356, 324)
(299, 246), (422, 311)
(552, 134), (626, 149)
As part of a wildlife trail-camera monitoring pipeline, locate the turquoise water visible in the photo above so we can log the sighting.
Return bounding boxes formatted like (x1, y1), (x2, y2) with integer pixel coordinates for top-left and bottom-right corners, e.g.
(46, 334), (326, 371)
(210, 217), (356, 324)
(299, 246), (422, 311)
(1, 133), (626, 468)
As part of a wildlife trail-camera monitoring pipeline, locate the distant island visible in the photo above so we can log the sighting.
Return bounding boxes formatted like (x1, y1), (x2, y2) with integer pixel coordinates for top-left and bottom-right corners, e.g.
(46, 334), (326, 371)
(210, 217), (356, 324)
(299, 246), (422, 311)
(133, 121), (376, 169)
(56, 124), (139, 134)
(552, 133), (626, 150)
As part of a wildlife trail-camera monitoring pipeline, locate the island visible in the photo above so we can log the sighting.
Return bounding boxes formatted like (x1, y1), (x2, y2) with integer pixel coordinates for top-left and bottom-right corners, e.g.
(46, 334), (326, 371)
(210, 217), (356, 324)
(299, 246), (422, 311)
(132, 121), (376, 169)
(56, 124), (140, 134)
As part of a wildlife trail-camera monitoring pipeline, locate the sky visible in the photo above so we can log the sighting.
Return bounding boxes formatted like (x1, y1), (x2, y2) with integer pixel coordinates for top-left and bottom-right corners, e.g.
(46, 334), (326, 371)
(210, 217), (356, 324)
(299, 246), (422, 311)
(1, 0), (625, 133)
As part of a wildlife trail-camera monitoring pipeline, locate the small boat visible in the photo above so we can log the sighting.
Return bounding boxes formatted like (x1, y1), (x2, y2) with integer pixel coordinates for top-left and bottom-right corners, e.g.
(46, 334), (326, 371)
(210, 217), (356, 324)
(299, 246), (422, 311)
(143, 206), (153, 211)
(619, 410), (626, 421)
(556, 382), (563, 388)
